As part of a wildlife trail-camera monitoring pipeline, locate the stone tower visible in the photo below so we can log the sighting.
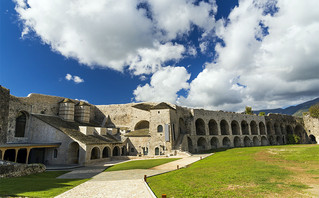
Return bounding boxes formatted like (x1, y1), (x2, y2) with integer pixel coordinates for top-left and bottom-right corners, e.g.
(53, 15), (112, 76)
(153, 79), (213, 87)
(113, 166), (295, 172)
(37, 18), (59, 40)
(0, 86), (10, 144)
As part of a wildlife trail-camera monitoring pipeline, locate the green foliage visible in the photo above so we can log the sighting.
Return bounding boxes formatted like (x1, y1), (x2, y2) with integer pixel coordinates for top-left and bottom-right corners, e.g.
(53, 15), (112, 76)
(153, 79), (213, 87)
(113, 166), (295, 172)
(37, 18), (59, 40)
(309, 103), (319, 118)
(105, 158), (180, 172)
(245, 106), (253, 115)
(258, 112), (266, 116)
(0, 171), (88, 197)
(286, 134), (301, 144)
(148, 145), (319, 197)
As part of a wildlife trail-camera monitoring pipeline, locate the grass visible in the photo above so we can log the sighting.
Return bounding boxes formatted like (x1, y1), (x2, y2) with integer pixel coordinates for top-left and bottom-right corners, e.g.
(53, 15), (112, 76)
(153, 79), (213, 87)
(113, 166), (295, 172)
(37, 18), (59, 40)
(148, 145), (319, 198)
(0, 171), (89, 198)
(105, 158), (180, 172)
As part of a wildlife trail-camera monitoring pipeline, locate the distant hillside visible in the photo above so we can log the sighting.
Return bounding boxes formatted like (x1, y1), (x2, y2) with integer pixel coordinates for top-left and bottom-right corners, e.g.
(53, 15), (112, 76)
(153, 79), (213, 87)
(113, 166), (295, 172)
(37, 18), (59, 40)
(254, 97), (319, 117)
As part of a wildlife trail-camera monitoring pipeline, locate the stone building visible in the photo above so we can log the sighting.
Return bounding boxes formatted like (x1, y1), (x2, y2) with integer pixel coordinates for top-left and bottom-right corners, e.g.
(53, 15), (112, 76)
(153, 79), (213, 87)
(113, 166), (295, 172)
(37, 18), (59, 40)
(0, 85), (317, 166)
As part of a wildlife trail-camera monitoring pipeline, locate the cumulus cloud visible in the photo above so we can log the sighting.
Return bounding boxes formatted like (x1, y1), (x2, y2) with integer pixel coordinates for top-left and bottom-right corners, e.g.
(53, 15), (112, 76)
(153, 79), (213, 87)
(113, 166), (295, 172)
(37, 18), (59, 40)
(179, 0), (319, 111)
(65, 74), (84, 84)
(134, 66), (190, 103)
(14, 0), (216, 74)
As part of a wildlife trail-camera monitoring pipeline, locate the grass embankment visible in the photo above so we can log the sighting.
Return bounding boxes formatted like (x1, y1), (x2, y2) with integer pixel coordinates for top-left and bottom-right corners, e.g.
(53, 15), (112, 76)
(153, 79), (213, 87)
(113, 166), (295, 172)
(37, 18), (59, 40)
(105, 158), (180, 172)
(0, 171), (89, 198)
(148, 145), (319, 197)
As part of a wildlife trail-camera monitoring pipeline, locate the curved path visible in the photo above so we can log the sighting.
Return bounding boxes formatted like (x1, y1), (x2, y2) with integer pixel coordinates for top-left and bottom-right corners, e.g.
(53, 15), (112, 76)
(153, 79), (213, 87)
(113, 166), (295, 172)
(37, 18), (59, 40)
(55, 154), (212, 198)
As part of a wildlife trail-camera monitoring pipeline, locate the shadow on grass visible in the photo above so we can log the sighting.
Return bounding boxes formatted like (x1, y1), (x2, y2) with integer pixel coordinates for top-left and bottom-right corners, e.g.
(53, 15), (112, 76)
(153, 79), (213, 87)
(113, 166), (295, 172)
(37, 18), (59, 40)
(0, 171), (88, 198)
(195, 147), (230, 154)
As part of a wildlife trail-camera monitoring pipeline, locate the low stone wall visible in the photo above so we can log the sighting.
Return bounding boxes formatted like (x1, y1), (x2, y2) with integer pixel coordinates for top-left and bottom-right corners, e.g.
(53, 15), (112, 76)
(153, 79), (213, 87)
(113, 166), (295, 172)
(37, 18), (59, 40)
(0, 160), (46, 178)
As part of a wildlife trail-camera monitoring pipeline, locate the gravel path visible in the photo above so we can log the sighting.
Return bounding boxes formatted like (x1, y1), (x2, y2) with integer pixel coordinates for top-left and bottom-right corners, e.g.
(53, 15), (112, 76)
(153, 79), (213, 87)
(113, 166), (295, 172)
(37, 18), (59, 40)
(55, 154), (212, 198)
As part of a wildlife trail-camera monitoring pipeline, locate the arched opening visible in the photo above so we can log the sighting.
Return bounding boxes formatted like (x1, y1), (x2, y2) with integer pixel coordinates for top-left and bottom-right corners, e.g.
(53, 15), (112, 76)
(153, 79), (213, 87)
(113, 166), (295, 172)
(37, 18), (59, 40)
(250, 121), (258, 135)
(208, 119), (218, 135)
(244, 136), (251, 147)
(102, 147), (110, 158)
(155, 147), (160, 155)
(187, 137), (193, 153)
(197, 137), (207, 151)
(157, 125), (163, 132)
(309, 135), (317, 144)
(112, 146), (120, 156)
(4, 149), (16, 162)
(267, 122), (273, 135)
(179, 118), (187, 134)
(121, 146), (127, 156)
(280, 124), (285, 135)
(294, 125), (306, 143)
(220, 120), (230, 135)
(253, 136), (260, 146)
(276, 136), (282, 145)
(210, 137), (219, 149)
(241, 121), (249, 135)
(68, 142), (80, 164)
(17, 149), (27, 163)
(195, 118), (206, 135)
(259, 122), (266, 135)
(286, 125), (293, 135)
(90, 147), (100, 160)
(231, 121), (240, 135)
(233, 136), (241, 147)
(269, 136), (276, 145)
(222, 137), (231, 148)
(261, 136), (268, 146)
(15, 112), (27, 137)
(134, 120), (149, 130)
(274, 123), (281, 135)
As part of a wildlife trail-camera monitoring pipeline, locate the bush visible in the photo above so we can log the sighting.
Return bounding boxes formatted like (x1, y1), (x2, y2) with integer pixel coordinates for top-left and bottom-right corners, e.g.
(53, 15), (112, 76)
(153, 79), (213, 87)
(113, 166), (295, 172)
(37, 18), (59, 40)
(287, 134), (301, 144)
(309, 103), (319, 118)
(245, 106), (253, 115)
(258, 112), (265, 116)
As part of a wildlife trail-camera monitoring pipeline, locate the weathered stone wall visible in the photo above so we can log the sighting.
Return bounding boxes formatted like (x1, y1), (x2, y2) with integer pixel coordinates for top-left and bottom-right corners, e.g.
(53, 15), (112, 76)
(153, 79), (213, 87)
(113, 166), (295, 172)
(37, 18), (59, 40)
(0, 86), (10, 144)
(0, 160), (45, 178)
(303, 114), (319, 143)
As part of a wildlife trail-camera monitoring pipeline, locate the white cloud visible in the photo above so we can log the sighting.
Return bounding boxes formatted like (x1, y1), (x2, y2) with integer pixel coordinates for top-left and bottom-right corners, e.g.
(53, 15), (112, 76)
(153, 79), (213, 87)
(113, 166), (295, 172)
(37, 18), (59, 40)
(65, 74), (84, 84)
(15, 0), (216, 75)
(134, 66), (190, 103)
(179, 0), (319, 111)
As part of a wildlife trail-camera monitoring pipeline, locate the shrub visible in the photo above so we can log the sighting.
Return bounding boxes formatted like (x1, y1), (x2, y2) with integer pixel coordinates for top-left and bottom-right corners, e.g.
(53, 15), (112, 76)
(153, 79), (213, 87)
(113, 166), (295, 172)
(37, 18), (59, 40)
(287, 134), (301, 144)
(258, 112), (265, 116)
(245, 106), (253, 115)
(309, 103), (319, 119)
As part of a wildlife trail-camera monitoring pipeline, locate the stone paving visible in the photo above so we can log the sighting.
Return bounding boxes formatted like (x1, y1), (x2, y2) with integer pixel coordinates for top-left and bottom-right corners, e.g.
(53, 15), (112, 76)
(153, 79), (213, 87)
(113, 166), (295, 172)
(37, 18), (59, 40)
(55, 154), (212, 198)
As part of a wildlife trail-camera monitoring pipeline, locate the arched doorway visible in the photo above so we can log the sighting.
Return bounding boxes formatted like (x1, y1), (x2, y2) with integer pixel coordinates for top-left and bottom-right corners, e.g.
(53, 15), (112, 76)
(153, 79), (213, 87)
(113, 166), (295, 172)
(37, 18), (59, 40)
(274, 123), (281, 135)
(250, 121), (258, 135)
(259, 122), (266, 135)
(15, 112), (28, 137)
(4, 149), (15, 162)
(17, 149), (27, 163)
(233, 136), (241, 147)
(261, 136), (268, 146)
(309, 135), (317, 144)
(197, 137), (207, 151)
(90, 147), (100, 160)
(253, 136), (259, 146)
(210, 137), (219, 149)
(209, 119), (218, 135)
(231, 121), (240, 135)
(244, 136), (251, 147)
(195, 118), (206, 135)
(222, 137), (231, 148)
(241, 121), (249, 135)
(220, 120), (230, 135)
(112, 146), (120, 156)
(155, 147), (160, 155)
(102, 147), (110, 158)
(68, 142), (80, 164)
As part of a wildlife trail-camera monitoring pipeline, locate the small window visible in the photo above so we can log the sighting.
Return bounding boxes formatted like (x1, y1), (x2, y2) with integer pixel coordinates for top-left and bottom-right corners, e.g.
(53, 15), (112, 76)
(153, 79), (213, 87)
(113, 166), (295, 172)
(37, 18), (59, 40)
(53, 149), (58, 158)
(130, 148), (134, 153)
(157, 125), (163, 132)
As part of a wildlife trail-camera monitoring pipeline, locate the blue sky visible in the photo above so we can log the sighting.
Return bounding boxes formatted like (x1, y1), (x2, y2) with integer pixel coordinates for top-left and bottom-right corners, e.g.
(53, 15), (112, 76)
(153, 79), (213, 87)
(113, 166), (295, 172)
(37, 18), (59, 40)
(1, 0), (318, 111)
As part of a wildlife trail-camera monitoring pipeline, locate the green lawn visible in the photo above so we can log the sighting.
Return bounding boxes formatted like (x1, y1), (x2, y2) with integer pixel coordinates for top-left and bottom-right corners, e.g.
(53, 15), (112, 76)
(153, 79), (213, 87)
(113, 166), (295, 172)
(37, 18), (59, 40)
(0, 171), (89, 198)
(105, 158), (180, 172)
(148, 145), (319, 198)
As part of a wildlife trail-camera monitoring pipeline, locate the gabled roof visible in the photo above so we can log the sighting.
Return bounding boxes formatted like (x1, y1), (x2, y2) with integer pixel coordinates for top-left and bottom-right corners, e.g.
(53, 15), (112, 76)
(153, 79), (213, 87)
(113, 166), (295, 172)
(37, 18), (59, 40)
(32, 114), (121, 145)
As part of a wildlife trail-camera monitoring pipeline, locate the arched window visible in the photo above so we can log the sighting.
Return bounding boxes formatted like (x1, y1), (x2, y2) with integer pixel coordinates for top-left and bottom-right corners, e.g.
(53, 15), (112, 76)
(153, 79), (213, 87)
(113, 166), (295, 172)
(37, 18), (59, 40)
(157, 125), (163, 132)
(15, 112), (27, 137)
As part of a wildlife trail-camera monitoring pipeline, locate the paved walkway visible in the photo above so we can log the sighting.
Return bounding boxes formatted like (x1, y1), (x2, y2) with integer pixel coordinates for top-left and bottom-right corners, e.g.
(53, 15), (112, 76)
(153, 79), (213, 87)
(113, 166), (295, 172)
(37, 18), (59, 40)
(55, 154), (212, 198)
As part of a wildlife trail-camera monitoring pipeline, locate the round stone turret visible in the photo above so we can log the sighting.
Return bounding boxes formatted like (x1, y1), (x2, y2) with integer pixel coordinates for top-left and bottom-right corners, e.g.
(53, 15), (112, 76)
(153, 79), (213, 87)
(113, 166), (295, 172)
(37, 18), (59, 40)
(75, 101), (90, 123)
(59, 99), (75, 122)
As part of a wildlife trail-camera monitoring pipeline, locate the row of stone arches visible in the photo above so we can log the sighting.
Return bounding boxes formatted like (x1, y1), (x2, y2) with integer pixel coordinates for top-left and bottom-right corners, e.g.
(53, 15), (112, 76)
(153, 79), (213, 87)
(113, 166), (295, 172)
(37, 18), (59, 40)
(195, 118), (266, 136)
(188, 136), (269, 152)
(90, 145), (125, 160)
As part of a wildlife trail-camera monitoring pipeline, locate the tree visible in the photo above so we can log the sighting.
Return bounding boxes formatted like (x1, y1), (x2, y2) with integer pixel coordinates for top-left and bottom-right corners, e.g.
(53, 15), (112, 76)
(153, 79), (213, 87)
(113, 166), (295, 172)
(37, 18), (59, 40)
(258, 112), (266, 116)
(309, 103), (319, 119)
(245, 106), (253, 115)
